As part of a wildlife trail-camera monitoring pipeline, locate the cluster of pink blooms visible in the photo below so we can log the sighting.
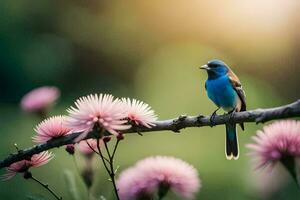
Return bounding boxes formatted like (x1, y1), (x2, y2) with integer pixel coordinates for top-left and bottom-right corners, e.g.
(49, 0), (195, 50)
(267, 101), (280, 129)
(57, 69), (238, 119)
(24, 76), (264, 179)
(65, 94), (158, 141)
(117, 156), (201, 200)
(1, 151), (53, 180)
(4, 91), (158, 181)
(29, 93), (157, 153)
(20, 86), (60, 113)
(247, 120), (300, 169)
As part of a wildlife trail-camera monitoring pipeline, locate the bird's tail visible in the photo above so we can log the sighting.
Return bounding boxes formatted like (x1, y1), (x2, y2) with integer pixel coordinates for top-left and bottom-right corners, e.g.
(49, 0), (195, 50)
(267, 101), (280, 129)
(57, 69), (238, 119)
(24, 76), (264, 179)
(225, 123), (239, 160)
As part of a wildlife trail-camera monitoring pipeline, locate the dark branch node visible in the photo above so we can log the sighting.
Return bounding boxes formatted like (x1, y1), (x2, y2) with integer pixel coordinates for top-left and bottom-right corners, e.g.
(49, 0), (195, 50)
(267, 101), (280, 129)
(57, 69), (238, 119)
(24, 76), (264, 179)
(172, 115), (187, 133)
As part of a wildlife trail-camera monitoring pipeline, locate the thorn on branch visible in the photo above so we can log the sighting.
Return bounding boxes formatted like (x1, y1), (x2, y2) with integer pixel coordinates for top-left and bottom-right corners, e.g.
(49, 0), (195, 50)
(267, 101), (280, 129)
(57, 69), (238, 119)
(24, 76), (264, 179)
(137, 131), (143, 136)
(14, 143), (19, 151)
(130, 124), (143, 136)
(197, 114), (205, 127)
(14, 143), (25, 155)
(196, 114), (205, 122)
(172, 115), (187, 133)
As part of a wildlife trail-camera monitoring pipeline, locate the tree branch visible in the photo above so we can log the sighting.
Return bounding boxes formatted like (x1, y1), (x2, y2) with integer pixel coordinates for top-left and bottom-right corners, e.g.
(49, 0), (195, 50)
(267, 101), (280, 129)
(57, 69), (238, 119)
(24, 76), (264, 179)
(0, 100), (299, 169)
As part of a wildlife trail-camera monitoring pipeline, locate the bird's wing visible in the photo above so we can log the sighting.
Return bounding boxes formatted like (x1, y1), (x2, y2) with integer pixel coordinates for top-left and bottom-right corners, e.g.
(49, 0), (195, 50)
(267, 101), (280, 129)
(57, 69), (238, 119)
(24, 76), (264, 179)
(228, 70), (246, 112)
(228, 69), (246, 130)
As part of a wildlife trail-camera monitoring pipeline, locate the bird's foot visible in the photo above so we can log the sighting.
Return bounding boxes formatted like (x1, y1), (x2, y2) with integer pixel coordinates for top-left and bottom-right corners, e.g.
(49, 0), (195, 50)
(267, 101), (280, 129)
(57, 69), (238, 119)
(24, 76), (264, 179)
(209, 114), (217, 127)
(228, 110), (236, 124)
(209, 108), (220, 127)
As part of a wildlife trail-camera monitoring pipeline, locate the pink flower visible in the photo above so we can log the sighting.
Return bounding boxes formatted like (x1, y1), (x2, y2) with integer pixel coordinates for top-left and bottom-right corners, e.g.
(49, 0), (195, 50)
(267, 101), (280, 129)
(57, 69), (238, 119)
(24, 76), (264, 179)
(249, 165), (288, 199)
(20, 86), (60, 113)
(117, 156), (201, 200)
(117, 167), (155, 200)
(2, 151), (54, 180)
(121, 98), (157, 128)
(247, 120), (300, 169)
(66, 94), (131, 141)
(78, 139), (103, 156)
(33, 116), (71, 143)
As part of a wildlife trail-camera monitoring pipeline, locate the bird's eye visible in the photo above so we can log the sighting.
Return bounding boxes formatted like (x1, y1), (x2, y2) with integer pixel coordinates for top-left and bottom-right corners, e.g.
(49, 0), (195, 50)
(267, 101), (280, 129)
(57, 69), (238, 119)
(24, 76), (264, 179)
(208, 63), (219, 68)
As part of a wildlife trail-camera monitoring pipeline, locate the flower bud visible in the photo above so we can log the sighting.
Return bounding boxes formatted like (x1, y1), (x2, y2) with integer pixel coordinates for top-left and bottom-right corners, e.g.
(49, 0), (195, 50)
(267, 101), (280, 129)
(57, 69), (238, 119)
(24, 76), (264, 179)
(65, 144), (75, 155)
(23, 171), (32, 179)
(103, 136), (111, 143)
(117, 133), (125, 141)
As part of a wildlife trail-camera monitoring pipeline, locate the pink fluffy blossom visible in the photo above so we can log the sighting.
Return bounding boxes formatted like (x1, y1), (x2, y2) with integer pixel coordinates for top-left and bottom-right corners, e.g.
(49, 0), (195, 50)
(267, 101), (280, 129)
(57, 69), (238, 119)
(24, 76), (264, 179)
(117, 156), (201, 200)
(247, 120), (300, 169)
(2, 151), (54, 180)
(78, 139), (103, 156)
(66, 94), (131, 141)
(33, 116), (71, 143)
(20, 86), (60, 113)
(121, 98), (157, 128)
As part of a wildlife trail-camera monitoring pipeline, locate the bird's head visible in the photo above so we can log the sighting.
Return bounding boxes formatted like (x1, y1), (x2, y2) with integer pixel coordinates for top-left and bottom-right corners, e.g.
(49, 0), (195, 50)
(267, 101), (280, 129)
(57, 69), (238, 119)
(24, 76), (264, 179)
(200, 59), (229, 79)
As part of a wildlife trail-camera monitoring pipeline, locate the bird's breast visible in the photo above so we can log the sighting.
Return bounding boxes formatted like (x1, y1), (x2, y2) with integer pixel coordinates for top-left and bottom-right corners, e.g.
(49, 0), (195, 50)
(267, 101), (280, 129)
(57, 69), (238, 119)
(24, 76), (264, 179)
(205, 76), (238, 111)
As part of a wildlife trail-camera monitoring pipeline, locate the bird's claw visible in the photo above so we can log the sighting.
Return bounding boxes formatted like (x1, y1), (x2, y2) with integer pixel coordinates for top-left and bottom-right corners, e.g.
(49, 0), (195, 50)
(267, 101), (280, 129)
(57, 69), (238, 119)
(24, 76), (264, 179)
(209, 114), (217, 127)
(228, 111), (235, 124)
(209, 108), (220, 127)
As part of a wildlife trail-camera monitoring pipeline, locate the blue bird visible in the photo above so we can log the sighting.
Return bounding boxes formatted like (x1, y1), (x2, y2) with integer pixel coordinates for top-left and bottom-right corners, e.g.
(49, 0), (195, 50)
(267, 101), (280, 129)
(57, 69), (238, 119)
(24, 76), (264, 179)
(200, 59), (246, 160)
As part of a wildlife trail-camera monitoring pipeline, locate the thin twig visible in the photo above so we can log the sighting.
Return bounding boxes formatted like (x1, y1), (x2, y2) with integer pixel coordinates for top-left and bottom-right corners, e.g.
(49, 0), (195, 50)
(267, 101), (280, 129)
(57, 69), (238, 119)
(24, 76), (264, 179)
(86, 141), (100, 155)
(85, 141), (110, 163)
(30, 176), (62, 200)
(103, 140), (120, 200)
(96, 139), (111, 174)
(104, 142), (112, 159)
(1, 100), (300, 169)
(95, 139), (120, 199)
(111, 140), (120, 159)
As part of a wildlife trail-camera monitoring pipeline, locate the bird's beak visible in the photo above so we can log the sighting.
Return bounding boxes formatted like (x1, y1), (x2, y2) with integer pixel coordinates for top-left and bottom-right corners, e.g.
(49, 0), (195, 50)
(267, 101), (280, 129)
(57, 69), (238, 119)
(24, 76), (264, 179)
(199, 64), (210, 70)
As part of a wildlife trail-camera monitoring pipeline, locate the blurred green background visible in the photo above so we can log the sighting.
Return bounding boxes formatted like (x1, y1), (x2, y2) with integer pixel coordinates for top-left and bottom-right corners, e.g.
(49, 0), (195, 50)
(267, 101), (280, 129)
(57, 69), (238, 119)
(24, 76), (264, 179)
(0, 0), (300, 199)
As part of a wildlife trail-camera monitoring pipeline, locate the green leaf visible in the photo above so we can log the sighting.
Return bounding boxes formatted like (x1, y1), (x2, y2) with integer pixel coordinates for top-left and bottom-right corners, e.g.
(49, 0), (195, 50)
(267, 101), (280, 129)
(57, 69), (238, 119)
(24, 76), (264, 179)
(27, 194), (48, 200)
(98, 195), (107, 200)
(63, 170), (81, 200)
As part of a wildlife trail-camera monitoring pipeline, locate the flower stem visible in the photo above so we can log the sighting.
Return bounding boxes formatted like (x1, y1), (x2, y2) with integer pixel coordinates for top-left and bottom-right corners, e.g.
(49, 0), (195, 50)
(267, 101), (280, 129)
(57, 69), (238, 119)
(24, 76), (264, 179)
(281, 156), (299, 187)
(158, 182), (170, 200)
(96, 139), (111, 173)
(104, 141), (120, 200)
(96, 138), (120, 200)
(111, 140), (120, 159)
(86, 140), (110, 163)
(30, 175), (62, 200)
